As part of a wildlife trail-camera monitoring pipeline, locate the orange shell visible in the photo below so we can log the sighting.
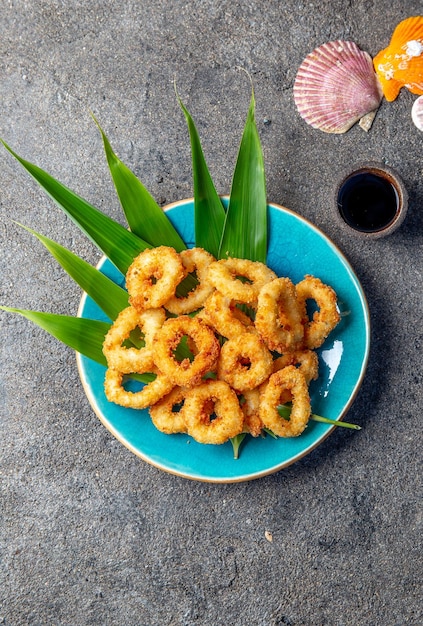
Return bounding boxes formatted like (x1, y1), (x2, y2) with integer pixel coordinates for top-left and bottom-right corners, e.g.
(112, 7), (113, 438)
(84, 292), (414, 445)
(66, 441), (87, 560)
(373, 16), (423, 101)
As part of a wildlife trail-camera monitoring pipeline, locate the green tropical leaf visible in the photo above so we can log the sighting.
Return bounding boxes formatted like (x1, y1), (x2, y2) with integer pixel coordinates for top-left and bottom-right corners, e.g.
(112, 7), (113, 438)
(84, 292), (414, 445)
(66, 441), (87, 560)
(219, 88), (267, 262)
(17, 223), (129, 321)
(0, 306), (156, 383)
(231, 433), (247, 459)
(1, 139), (151, 275)
(0, 306), (110, 366)
(92, 115), (186, 251)
(176, 93), (226, 258)
(277, 404), (361, 430)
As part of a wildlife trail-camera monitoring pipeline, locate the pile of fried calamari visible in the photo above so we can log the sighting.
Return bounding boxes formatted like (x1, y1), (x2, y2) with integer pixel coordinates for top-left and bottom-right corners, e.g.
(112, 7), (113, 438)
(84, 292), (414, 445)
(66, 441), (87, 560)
(102, 246), (340, 445)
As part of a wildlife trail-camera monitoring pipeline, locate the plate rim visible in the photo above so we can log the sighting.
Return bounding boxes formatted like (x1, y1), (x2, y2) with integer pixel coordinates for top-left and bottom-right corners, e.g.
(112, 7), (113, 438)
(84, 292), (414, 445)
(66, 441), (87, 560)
(76, 197), (371, 483)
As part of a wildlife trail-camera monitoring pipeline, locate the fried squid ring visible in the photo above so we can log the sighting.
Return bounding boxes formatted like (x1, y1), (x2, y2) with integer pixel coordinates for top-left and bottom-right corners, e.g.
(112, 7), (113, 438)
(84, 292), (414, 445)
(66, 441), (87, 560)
(241, 389), (263, 437)
(217, 333), (273, 392)
(149, 386), (188, 434)
(183, 380), (244, 444)
(126, 246), (184, 311)
(271, 349), (319, 405)
(259, 365), (311, 437)
(104, 368), (173, 410)
(165, 247), (216, 314)
(153, 316), (220, 387)
(272, 349), (319, 384)
(207, 258), (277, 304)
(255, 277), (304, 352)
(296, 275), (341, 349)
(103, 306), (166, 374)
(200, 290), (256, 339)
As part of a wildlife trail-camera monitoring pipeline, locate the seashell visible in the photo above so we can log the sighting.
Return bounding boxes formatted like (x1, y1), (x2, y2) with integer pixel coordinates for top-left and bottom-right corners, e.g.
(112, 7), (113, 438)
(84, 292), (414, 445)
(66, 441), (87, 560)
(411, 95), (423, 130)
(293, 40), (383, 134)
(373, 16), (423, 102)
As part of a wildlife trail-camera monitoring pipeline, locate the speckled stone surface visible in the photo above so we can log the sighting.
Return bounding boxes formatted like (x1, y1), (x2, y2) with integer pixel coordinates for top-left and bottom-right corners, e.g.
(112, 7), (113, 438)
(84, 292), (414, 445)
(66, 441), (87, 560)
(1, 2), (422, 625)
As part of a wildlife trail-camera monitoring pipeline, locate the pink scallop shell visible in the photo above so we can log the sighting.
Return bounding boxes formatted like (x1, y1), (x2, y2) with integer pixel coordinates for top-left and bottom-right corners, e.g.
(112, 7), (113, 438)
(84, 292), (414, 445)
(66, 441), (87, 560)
(411, 96), (423, 131)
(294, 40), (383, 133)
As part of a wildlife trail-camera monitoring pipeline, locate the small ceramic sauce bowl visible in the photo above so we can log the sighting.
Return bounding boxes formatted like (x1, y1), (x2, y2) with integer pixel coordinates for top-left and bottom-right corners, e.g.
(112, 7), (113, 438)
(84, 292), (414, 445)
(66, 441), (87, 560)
(334, 163), (408, 239)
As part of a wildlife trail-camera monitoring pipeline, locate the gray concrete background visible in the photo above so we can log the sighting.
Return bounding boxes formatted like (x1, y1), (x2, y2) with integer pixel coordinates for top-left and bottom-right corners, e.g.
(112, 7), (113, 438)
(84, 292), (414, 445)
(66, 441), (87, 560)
(1, 1), (422, 625)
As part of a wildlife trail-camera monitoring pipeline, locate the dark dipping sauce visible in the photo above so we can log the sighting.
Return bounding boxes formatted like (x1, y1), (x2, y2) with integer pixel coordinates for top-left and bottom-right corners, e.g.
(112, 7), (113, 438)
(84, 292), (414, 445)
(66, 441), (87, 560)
(337, 172), (399, 233)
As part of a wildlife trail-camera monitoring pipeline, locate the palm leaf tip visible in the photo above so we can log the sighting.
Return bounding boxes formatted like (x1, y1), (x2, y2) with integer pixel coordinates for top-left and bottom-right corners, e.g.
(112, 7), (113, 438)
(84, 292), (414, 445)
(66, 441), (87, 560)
(0, 306), (110, 366)
(218, 88), (267, 262)
(14, 221), (129, 322)
(91, 114), (186, 252)
(175, 87), (226, 259)
(1, 138), (151, 275)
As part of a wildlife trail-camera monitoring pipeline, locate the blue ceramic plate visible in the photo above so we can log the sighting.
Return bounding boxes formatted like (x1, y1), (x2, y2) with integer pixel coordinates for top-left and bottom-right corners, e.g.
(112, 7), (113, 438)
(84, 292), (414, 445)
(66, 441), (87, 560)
(77, 199), (370, 482)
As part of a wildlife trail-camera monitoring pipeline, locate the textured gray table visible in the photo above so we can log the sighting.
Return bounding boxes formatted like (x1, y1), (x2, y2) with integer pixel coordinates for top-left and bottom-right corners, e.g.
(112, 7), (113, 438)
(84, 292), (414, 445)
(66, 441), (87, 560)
(1, 2), (422, 625)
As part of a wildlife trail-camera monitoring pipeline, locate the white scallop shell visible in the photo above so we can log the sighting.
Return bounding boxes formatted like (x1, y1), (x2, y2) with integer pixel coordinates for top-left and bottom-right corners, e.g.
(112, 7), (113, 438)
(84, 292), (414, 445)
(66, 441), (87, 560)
(293, 40), (383, 133)
(411, 96), (423, 131)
